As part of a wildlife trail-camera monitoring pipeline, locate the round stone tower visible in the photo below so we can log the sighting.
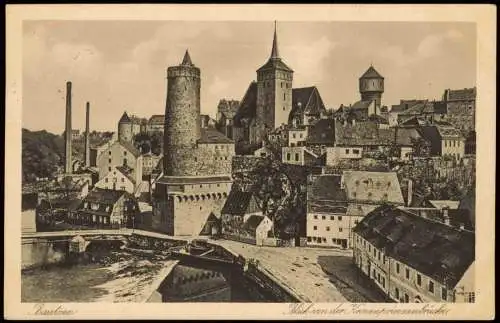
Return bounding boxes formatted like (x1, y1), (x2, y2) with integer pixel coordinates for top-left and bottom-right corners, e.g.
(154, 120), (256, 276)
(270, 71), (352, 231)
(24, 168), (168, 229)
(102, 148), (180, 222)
(359, 65), (384, 112)
(163, 50), (201, 176)
(118, 111), (133, 142)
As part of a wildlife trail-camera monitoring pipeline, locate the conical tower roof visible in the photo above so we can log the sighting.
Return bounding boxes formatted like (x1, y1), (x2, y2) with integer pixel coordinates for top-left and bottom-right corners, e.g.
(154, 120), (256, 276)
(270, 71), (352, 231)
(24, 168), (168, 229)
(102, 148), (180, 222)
(360, 65), (384, 79)
(181, 49), (194, 66)
(119, 111), (131, 123)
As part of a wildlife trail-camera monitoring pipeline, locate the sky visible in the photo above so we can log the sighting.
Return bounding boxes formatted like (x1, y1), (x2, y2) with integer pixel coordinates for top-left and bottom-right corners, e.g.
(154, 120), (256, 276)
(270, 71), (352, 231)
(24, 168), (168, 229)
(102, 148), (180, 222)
(22, 21), (476, 133)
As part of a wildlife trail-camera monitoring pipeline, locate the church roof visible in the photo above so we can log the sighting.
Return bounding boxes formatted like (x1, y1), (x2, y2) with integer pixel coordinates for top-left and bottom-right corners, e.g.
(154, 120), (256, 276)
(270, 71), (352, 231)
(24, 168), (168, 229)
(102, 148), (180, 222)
(257, 22), (293, 72)
(234, 82), (258, 127)
(119, 112), (131, 124)
(290, 87), (326, 118)
(257, 58), (293, 72)
(360, 65), (384, 79)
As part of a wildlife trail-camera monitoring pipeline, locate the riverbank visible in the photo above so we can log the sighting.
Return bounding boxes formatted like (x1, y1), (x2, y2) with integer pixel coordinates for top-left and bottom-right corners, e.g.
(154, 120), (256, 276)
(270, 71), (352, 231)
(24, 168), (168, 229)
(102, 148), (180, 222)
(21, 250), (177, 303)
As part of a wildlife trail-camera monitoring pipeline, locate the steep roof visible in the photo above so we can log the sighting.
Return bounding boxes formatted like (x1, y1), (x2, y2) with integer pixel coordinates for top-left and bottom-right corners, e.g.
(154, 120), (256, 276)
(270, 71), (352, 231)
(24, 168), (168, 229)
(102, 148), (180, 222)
(116, 165), (136, 184)
(353, 205), (475, 288)
(394, 128), (423, 146)
(307, 175), (348, 213)
(148, 115), (165, 125)
(346, 203), (378, 217)
(234, 82), (258, 127)
(181, 49), (194, 66)
(242, 214), (265, 233)
(360, 65), (384, 79)
(198, 128), (234, 144)
(119, 112), (131, 124)
(257, 58), (293, 73)
(217, 99), (240, 119)
(291, 87), (326, 118)
(306, 119), (335, 145)
(257, 23), (293, 72)
(221, 190), (257, 215)
(118, 138), (141, 157)
(342, 171), (404, 205)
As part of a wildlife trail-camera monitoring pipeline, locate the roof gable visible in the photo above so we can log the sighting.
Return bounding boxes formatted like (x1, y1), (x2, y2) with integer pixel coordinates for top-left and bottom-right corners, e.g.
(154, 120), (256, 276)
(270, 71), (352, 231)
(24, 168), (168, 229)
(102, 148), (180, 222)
(221, 190), (260, 215)
(234, 82), (258, 126)
(119, 112), (131, 123)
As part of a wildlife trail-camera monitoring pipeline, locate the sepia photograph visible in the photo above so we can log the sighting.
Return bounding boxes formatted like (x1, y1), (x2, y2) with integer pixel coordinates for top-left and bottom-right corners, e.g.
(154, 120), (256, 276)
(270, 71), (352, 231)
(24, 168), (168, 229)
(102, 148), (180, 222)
(5, 4), (495, 320)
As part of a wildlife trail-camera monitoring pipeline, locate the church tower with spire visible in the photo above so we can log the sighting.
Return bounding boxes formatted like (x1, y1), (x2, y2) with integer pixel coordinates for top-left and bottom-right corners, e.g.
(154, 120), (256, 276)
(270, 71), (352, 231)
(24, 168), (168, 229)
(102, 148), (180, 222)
(254, 21), (294, 144)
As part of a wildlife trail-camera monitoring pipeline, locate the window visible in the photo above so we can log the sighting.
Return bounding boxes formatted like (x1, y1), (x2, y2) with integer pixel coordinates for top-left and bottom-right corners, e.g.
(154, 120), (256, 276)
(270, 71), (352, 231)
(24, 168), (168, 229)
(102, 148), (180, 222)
(281, 82), (283, 88)
(395, 288), (400, 300)
(396, 263), (400, 274)
(307, 236), (312, 242)
(429, 281), (434, 293)
(322, 215), (326, 220)
(120, 186), (125, 190)
(123, 158), (127, 166)
(108, 167), (112, 172)
(284, 93), (286, 100)
(287, 153), (291, 160)
(382, 277), (385, 288)
(109, 158), (112, 163)
(295, 153), (299, 161)
(353, 149), (360, 154)
(326, 226), (330, 231)
(124, 151), (127, 156)
(417, 274), (422, 286)
(441, 287), (447, 301)
(105, 178), (108, 183)
(314, 215), (318, 219)
(121, 178), (125, 183)
(354, 220), (359, 225)
(293, 134), (296, 139)
(369, 245), (371, 252)
(299, 133), (303, 138)
(404, 294), (409, 303)
(330, 216), (335, 220)
(405, 268), (410, 279)
(313, 226), (317, 230)
(109, 151), (111, 155)
(445, 140), (447, 147)
(338, 216), (343, 221)
(339, 228), (343, 232)
(466, 292), (475, 303)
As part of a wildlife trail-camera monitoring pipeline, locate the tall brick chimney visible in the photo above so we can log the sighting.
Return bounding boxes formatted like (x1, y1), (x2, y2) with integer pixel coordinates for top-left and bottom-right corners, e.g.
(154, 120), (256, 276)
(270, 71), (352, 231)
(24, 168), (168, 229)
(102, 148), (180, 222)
(65, 81), (72, 174)
(85, 101), (90, 168)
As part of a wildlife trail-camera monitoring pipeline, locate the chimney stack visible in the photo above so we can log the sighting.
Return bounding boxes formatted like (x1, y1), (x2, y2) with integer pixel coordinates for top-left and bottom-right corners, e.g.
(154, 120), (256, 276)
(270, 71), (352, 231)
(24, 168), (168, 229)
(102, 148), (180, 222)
(85, 101), (90, 168)
(407, 179), (413, 207)
(64, 81), (72, 174)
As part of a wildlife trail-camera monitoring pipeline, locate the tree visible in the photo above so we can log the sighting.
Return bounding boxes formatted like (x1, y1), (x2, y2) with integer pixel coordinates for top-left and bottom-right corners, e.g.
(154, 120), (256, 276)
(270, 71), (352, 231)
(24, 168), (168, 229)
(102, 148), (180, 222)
(411, 137), (431, 158)
(232, 155), (307, 239)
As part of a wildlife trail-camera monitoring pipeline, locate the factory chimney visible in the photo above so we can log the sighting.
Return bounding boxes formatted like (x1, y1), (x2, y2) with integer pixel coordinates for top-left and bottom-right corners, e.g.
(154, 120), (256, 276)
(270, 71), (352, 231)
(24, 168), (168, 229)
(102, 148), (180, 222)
(65, 81), (72, 174)
(85, 101), (90, 168)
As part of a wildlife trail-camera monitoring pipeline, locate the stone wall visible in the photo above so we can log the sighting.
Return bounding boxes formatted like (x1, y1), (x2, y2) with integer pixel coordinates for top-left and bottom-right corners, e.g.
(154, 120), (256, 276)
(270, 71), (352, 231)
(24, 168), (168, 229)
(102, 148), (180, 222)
(164, 65), (201, 176)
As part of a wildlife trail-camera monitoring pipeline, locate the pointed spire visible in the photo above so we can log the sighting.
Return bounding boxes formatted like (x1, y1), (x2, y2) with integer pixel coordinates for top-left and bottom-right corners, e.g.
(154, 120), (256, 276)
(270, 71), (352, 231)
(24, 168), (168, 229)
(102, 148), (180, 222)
(270, 21), (280, 59)
(181, 49), (193, 66)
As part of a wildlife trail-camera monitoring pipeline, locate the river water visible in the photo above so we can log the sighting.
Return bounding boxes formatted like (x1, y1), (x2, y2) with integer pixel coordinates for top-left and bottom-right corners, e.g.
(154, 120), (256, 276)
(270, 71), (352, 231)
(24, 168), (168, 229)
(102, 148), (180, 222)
(21, 248), (269, 302)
